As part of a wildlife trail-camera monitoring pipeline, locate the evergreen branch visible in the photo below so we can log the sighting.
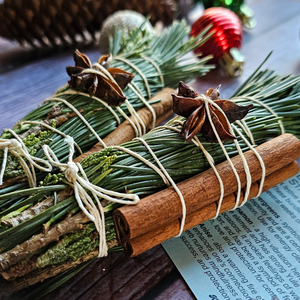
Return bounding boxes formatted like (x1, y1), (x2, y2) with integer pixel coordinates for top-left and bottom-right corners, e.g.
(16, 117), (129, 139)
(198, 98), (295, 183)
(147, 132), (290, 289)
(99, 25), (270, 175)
(3, 66), (300, 297)
(0, 20), (214, 185)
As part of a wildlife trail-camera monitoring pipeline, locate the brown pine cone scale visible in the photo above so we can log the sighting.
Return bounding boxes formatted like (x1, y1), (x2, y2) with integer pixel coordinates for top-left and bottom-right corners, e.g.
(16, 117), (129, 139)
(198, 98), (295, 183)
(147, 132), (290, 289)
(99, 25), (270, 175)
(0, 0), (175, 48)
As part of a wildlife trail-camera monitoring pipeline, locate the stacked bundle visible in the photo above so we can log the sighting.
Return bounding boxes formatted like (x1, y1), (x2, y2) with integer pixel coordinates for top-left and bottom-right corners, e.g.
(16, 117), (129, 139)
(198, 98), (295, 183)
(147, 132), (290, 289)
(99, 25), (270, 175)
(0, 20), (214, 191)
(1, 62), (300, 298)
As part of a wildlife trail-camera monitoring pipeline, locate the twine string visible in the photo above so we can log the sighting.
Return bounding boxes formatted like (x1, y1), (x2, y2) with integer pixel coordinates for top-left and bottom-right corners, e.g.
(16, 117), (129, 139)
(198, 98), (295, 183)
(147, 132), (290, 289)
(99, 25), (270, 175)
(231, 124), (266, 202)
(21, 121), (83, 154)
(0, 129), (52, 187)
(134, 137), (186, 236)
(113, 56), (151, 99)
(43, 97), (107, 148)
(55, 91), (121, 126)
(235, 120), (255, 145)
(93, 59), (158, 132)
(112, 145), (171, 186)
(129, 83), (156, 130)
(43, 136), (140, 257)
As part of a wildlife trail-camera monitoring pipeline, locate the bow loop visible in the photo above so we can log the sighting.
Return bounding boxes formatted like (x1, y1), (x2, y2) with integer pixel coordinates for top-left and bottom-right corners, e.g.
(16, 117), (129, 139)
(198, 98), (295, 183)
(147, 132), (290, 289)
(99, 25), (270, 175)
(0, 130), (52, 187)
(43, 135), (140, 257)
(0, 138), (21, 150)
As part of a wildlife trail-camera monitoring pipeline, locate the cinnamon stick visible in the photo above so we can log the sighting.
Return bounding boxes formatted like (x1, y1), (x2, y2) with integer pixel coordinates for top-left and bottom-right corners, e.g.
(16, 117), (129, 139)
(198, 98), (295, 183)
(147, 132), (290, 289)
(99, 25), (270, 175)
(123, 160), (299, 256)
(113, 134), (300, 241)
(74, 87), (175, 163)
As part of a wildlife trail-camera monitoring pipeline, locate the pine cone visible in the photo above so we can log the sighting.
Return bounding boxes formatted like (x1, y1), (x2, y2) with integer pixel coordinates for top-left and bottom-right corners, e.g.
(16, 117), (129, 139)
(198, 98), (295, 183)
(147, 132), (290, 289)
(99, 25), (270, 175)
(0, 0), (175, 48)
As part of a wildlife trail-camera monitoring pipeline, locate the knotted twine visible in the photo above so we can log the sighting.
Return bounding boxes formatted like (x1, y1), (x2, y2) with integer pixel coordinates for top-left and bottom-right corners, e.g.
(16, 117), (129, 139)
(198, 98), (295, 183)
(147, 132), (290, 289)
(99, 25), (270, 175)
(0, 129), (52, 187)
(43, 136), (140, 257)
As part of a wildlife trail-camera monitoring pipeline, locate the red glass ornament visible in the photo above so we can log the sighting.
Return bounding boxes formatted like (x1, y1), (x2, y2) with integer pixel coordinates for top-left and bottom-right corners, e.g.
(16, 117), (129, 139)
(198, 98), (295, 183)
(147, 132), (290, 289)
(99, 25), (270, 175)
(191, 7), (243, 63)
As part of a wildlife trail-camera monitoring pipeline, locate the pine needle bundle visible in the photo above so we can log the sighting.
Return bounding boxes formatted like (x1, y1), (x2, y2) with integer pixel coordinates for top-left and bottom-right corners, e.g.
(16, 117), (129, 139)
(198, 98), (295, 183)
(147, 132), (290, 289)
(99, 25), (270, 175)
(0, 20), (214, 189)
(1, 62), (300, 298)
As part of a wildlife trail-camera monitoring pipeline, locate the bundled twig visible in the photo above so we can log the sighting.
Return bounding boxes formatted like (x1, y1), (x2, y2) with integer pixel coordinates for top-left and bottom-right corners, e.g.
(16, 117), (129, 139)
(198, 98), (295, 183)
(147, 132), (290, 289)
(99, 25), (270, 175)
(2, 64), (300, 298)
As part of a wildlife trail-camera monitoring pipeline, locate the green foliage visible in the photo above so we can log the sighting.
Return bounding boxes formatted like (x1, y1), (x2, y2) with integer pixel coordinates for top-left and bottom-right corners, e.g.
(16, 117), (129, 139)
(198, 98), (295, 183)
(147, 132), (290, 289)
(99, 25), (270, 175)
(0, 20), (214, 184)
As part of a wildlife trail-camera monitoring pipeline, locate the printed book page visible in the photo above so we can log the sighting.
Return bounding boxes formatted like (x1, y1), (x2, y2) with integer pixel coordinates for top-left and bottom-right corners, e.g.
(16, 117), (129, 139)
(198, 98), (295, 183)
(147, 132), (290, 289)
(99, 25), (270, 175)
(163, 163), (300, 300)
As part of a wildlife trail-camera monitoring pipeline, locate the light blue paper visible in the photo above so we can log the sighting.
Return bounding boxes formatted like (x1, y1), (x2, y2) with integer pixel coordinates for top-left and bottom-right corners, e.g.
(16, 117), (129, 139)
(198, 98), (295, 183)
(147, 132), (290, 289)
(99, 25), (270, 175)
(163, 165), (300, 300)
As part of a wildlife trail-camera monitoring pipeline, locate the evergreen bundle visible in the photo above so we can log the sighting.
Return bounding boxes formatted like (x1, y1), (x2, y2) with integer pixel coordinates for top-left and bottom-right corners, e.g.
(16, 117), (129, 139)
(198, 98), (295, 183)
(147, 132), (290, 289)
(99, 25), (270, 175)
(1, 61), (300, 298)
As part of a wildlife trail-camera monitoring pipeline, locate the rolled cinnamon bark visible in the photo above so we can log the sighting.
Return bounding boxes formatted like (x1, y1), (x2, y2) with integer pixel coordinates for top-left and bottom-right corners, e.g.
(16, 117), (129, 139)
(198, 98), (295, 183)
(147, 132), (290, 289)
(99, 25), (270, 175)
(113, 134), (300, 241)
(123, 160), (299, 256)
(74, 87), (175, 163)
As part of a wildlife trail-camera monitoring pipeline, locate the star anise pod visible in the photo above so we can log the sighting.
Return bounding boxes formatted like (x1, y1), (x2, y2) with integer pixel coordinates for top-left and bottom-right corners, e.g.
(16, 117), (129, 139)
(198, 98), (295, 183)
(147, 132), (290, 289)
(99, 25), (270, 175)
(66, 50), (134, 107)
(172, 82), (253, 143)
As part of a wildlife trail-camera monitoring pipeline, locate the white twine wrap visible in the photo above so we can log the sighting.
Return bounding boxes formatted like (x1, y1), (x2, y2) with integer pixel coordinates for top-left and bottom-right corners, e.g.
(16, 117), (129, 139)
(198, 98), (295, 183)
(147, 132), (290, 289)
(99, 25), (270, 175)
(141, 54), (164, 86)
(112, 145), (171, 186)
(43, 136), (140, 257)
(44, 97), (107, 148)
(129, 83), (157, 130)
(158, 92), (273, 231)
(0, 129), (52, 187)
(235, 120), (255, 145)
(114, 56), (152, 99)
(56, 91), (121, 126)
(231, 124), (266, 203)
(21, 121), (83, 154)
(232, 96), (285, 135)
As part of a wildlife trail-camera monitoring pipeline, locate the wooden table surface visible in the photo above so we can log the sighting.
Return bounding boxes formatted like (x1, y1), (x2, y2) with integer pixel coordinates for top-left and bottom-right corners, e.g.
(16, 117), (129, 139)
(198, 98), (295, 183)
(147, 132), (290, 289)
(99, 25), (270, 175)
(1, 0), (300, 299)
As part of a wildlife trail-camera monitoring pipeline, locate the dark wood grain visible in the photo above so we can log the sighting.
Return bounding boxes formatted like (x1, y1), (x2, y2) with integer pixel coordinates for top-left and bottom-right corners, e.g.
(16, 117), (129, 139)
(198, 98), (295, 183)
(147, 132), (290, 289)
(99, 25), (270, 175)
(1, 0), (300, 299)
